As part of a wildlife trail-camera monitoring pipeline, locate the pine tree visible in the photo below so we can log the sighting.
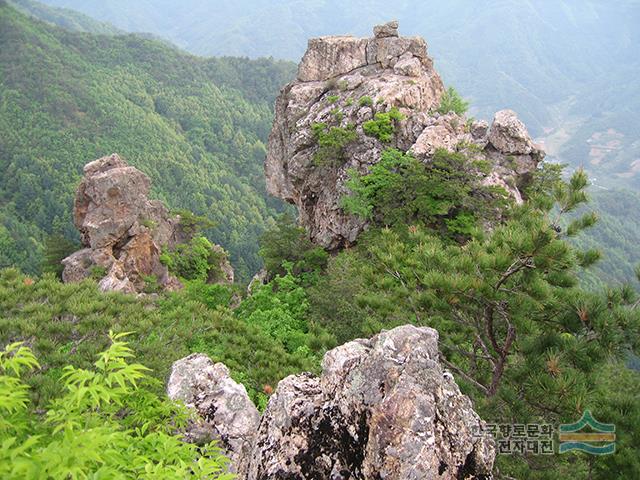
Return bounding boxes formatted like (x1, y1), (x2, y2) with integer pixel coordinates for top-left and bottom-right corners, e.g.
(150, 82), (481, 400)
(41, 234), (78, 279)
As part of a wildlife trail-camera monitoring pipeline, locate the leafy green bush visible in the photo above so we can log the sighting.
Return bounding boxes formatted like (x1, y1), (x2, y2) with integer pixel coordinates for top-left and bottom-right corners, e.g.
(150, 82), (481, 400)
(358, 96), (373, 107)
(362, 107), (404, 142)
(142, 274), (162, 294)
(89, 265), (107, 280)
(327, 95), (339, 104)
(311, 122), (357, 167)
(0, 333), (232, 479)
(161, 235), (226, 283)
(437, 86), (469, 115)
(235, 270), (335, 356)
(181, 280), (240, 310)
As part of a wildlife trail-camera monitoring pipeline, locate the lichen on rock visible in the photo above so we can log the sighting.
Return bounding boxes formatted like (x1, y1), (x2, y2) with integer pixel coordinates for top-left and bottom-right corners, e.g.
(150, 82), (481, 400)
(167, 353), (260, 472)
(242, 325), (495, 479)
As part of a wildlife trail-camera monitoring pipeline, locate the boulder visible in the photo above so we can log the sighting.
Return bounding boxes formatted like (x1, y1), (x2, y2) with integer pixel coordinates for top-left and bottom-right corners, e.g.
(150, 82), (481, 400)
(297, 36), (369, 82)
(488, 109), (537, 155)
(393, 52), (422, 77)
(373, 20), (399, 38)
(242, 325), (495, 479)
(167, 353), (261, 470)
(170, 327), (496, 478)
(62, 154), (232, 294)
(210, 244), (235, 285)
(247, 268), (268, 295)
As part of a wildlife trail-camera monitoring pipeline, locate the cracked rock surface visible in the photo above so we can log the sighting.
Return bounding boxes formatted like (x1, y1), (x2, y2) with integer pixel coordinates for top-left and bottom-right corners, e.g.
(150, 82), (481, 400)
(62, 154), (233, 293)
(242, 325), (495, 479)
(167, 354), (261, 472)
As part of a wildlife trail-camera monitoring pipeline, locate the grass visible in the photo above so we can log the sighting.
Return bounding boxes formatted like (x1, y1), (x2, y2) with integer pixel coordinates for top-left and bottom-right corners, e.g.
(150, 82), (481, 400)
(0, 268), (319, 408)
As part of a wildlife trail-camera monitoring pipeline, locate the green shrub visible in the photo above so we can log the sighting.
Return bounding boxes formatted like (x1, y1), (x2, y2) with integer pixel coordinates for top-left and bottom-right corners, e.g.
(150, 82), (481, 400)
(172, 210), (216, 238)
(437, 86), (469, 115)
(358, 96), (373, 107)
(182, 280), (239, 310)
(89, 265), (107, 280)
(0, 333), (232, 479)
(341, 148), (505, 238)
(41, 234), (78, 279)
(327, 95), (339, 104)
(311, 122), (358, 167)
(161, 235), (226, 283)
(140, 218), (158, 230)
(142, 274), (161, 294)
(0, 268), (321, 410)
(362, 107), (404, 142)
(259, 214), (328, 279)
(235, 271), (334, 356)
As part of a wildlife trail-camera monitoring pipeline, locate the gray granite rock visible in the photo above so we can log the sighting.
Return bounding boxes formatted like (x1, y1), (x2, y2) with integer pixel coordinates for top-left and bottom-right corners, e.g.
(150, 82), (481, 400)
(167, 353), (261, 472)
(241, 325), (495, 479)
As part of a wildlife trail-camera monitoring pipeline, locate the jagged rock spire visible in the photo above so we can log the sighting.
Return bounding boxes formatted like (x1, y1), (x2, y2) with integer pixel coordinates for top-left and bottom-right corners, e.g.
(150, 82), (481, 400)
(266, 23), (544, 250)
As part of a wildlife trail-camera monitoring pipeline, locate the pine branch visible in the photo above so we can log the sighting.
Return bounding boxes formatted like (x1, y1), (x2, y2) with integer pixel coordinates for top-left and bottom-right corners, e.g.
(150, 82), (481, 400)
(439, 355), (489, 396)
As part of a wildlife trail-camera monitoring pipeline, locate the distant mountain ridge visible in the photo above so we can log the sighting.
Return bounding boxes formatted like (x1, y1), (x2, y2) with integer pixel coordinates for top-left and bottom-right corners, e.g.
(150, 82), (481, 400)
(35, 1), (640, 182)
(7, 0), (122, 34)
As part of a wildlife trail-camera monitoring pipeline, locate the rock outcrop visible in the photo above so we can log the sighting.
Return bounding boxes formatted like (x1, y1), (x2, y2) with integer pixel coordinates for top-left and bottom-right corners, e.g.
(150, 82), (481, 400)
(170, 325), (495, 479)
(266, 21), (544, 249)
(62, 154), (233, 294)
(167, 354), (260, 471)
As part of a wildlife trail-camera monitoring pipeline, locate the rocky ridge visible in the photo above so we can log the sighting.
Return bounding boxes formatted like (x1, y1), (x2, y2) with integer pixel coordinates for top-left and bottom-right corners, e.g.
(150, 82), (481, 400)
(168, 325), (495, 479)
(62, 154), (233, 294)
(266, 21), (544, 249)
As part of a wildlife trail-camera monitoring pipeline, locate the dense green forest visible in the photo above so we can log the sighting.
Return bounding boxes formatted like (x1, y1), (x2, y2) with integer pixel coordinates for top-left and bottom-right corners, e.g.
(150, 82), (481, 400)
(0, 2), (296, 279)
(8, 0), (122, 34)
(569, 188), (640, 289)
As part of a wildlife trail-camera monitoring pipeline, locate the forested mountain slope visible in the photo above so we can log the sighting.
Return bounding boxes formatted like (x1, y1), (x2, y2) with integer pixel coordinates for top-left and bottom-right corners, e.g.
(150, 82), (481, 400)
(0, 17), (638, 479)
(0, 3), (296, 279)
(37, 0), (640, 158)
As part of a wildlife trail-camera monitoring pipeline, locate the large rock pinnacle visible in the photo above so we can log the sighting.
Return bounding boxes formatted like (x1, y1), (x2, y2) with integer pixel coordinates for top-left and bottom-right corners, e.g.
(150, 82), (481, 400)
(61, 154), (232, 294)
(266, 22), (545, 250)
